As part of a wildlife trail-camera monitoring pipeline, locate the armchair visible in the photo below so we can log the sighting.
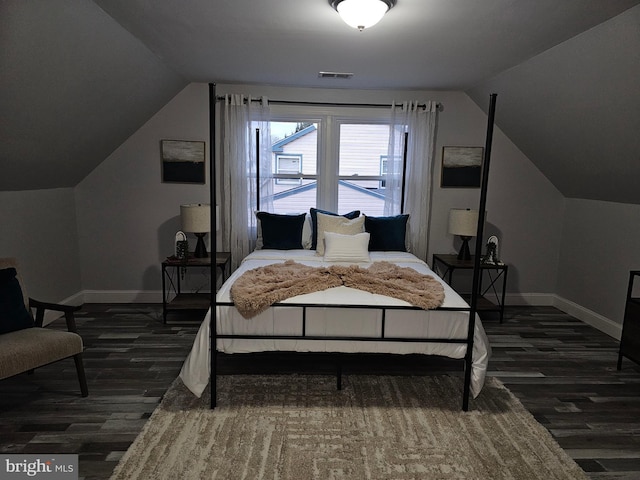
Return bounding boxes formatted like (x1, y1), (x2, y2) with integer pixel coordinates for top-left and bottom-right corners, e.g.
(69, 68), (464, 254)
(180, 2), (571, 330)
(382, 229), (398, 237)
(0, 258), (88, 397)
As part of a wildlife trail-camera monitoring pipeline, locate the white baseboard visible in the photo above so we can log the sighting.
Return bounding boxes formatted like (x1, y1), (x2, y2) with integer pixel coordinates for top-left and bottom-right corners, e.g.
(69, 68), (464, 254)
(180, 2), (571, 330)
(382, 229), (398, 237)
(81, 290), (163, 304)
(37, 291), (85, 326)
(504, 293), (621, 340)
(552, 295), (621, 340)
(73, 289), (623, 340)
(62, 291), (84, 306)
(504, 293), (556, 306)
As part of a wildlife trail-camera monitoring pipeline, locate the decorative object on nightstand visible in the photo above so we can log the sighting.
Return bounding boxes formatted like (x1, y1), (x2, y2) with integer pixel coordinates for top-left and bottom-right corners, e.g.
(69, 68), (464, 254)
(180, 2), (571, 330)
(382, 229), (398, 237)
(174, 231), (189, 280)
(181, 203), (210, 258)
(481, 235), (500, 265)
(175, 231), (189, 260)
(448, 208), (478, 261)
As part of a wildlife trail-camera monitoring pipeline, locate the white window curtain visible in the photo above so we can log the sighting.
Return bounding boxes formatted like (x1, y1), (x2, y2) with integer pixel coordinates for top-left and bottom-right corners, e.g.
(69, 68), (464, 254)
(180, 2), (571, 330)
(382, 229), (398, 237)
(385, 101), (439, 261)
(220, 94), (272, 270)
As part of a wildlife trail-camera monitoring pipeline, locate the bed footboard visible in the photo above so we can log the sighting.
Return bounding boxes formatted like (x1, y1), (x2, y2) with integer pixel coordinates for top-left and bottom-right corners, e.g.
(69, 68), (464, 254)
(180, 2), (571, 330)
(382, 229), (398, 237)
(210, 301), (478, 411)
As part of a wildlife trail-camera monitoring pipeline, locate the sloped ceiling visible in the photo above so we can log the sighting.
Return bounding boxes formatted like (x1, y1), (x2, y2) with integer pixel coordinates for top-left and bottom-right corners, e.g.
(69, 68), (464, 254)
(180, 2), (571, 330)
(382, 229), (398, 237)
(0, 0), (187, 190)
(1, 0), (639, 202)
(468, 5), (640, 204)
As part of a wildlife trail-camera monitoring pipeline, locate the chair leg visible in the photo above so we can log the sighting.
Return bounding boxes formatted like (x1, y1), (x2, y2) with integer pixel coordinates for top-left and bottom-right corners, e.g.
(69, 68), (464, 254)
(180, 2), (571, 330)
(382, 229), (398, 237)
(617, 353), (623, 371)
(73, 353), (89, 397)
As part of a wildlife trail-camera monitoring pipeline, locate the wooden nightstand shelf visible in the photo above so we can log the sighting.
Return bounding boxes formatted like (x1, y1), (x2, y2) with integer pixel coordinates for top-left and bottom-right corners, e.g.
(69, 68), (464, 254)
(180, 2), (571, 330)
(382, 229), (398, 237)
(432, 254), (508, 323)
(618, 270), (640, 369)
(161, 252), (231, 323)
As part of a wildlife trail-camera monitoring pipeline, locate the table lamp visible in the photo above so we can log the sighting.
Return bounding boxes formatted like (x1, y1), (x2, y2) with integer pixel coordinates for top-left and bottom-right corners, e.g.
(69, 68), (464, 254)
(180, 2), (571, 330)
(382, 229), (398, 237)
(181, 203), (210, 258)
(448, 208), (478, 261)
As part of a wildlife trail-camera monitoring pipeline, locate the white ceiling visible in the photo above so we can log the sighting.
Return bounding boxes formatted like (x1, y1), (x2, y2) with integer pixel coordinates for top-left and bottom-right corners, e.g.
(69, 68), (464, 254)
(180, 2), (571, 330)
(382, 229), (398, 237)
(1, 0), (639, 202)
(93, 0), (637, 90)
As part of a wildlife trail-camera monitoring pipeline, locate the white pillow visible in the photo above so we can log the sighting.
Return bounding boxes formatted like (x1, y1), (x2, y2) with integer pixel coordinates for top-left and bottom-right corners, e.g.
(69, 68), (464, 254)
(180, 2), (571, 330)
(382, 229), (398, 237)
(316, 212), (365, 255)
(323, 231), (371, 262)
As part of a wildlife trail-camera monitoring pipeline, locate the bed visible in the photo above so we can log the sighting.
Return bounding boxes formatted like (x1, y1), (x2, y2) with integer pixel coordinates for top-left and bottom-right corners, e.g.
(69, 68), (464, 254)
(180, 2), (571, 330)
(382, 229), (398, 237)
(179, 246), (491, 409)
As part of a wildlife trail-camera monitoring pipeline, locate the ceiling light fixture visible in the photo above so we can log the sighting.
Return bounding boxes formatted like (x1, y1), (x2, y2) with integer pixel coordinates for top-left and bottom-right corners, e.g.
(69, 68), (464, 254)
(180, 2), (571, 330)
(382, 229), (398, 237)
(329, 0), (396, 31)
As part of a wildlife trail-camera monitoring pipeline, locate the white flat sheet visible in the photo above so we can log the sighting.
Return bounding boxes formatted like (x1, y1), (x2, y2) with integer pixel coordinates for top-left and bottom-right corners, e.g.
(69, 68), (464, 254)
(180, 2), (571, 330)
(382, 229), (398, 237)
(180, 250), (491, 398)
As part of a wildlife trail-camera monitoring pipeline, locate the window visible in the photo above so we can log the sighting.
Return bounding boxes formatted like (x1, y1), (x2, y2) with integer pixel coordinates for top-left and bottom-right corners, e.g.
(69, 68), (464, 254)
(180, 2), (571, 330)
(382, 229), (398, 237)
(265, 109), (398, 217)
(380, 156), (388, 188)
(337, 123), (389, 216)
(275, 154), (302, 185)
(270, 121), (318, 214)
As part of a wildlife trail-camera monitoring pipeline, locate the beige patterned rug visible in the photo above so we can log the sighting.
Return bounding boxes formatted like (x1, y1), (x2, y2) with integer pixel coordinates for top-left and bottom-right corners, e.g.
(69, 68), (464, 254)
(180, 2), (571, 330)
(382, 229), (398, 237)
(110, 375), (587, 480)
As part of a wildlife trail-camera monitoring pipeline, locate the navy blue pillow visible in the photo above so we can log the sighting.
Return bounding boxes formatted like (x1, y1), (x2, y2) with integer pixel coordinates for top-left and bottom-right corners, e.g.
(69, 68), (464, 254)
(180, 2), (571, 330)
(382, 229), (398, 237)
(0, 267), (34, 334)
(364, 214), (410, 251)
(256, 212), (307, 250)
(310, 208), (361, 249)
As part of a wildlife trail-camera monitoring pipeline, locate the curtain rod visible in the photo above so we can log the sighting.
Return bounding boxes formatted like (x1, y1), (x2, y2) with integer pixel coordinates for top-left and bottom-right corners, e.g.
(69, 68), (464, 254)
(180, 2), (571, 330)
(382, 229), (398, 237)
(214, 95), (441, 110)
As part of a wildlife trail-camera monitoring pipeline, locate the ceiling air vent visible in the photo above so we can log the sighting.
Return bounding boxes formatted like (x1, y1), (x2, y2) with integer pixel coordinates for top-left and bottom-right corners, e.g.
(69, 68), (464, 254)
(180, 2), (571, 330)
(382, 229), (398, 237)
(318, 71), (354, 79)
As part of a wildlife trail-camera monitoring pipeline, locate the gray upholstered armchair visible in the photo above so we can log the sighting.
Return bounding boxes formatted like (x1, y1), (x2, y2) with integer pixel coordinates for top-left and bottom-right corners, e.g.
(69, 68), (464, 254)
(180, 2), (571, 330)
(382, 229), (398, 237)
(0, 258), (88, 397)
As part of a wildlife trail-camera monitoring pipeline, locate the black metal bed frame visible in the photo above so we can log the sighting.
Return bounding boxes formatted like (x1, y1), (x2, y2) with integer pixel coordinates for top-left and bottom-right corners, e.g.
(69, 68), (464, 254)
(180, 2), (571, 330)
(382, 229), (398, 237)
(207, 83), (498, 411)
(213, 300), (476, 409)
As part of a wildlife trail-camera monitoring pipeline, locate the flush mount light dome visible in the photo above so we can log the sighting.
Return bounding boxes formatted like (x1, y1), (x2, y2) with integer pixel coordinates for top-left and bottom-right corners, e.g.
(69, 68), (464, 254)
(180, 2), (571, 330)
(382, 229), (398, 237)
(330, 0), (396, 31)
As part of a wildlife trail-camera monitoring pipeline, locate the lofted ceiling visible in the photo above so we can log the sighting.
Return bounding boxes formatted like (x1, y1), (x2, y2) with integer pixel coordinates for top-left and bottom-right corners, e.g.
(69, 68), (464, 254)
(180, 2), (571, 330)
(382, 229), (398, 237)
(1, 0), (639, 202)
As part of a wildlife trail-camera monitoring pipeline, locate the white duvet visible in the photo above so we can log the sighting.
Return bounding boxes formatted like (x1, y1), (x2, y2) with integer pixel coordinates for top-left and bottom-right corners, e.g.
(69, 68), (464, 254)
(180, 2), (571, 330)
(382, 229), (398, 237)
(180, 250), (491, 398)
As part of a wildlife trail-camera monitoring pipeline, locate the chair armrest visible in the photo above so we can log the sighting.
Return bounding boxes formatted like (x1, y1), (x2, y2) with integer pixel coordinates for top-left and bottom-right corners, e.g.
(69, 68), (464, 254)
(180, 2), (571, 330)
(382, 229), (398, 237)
(29, 298), (81, 332)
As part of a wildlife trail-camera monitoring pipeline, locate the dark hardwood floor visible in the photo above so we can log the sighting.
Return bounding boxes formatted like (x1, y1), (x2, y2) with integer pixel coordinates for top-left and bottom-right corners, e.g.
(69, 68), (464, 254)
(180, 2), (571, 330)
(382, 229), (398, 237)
(1, 304), (639, 479)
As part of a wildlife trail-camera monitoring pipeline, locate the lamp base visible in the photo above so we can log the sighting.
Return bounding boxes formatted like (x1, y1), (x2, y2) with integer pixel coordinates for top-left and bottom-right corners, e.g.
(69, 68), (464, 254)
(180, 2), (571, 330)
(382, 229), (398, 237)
(457, 236), (472, 261)
(194, 233), (208, 258)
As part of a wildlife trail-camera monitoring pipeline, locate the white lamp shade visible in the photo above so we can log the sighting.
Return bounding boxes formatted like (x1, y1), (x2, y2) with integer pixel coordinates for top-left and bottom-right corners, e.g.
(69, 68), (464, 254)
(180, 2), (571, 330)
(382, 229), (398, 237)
(180, 204), (210, 233)
(336, 0), (390, 30)
(448, 209), (478, 237)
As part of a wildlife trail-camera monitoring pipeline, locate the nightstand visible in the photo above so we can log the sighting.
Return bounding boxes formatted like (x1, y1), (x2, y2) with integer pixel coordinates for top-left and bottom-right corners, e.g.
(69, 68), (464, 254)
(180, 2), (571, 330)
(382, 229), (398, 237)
(618, 270), (640, 369)
(161, 252), (231, 323)
(432, 254), (508, 323)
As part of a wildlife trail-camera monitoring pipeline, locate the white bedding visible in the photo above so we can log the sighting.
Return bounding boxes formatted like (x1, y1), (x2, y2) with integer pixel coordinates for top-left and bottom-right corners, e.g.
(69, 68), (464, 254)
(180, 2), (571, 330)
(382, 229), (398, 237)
(180, 250), (491, 398)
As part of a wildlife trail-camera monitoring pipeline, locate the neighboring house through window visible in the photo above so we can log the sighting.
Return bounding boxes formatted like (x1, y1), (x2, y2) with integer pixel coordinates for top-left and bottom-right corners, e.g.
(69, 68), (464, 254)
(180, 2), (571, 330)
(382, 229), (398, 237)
(275, 154), (302, 185)
(266, 107), (396, 216)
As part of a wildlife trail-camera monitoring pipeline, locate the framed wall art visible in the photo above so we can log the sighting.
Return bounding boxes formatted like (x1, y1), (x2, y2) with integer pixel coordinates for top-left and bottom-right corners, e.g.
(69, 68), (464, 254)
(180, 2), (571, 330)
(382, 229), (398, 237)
(161, 140), (206, 184)
(441, 146), (483, 188)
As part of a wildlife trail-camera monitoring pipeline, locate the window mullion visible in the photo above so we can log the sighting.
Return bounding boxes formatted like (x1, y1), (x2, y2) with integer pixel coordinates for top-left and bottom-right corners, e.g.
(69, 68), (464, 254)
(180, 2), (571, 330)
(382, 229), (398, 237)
(337, 175), (384, 181)
(316, 115), (338, 211)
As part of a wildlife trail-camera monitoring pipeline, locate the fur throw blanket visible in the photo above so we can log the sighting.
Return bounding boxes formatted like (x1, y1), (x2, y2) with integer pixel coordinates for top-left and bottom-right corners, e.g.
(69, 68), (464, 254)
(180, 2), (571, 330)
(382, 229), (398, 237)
(230, 260), (445, 319)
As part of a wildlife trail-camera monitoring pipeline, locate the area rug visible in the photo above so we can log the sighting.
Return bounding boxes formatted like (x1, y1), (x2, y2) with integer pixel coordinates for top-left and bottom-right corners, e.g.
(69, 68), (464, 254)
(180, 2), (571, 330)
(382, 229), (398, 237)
(110, 375), (587, 480)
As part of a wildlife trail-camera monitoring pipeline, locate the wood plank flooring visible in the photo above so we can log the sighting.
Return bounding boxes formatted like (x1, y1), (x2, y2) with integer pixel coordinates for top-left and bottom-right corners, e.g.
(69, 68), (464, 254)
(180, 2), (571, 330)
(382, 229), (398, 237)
(1, 304), (639, 479)
(490, 307), (640, 480)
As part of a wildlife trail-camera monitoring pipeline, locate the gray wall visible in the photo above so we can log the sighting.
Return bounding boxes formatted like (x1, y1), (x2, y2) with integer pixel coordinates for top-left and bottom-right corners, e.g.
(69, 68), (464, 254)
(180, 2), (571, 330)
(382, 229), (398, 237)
(0, 0), (187, 191)
(462, 6), (640, 338)
(466, 5), (640, 205)
(4, 81), (634, 340)
(75, 83), (209, 301)
(72, 82), (564, 305)
(556, 199), (640, 337)
(427, 93), (565, 298)
(0, 188), (81, 304)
